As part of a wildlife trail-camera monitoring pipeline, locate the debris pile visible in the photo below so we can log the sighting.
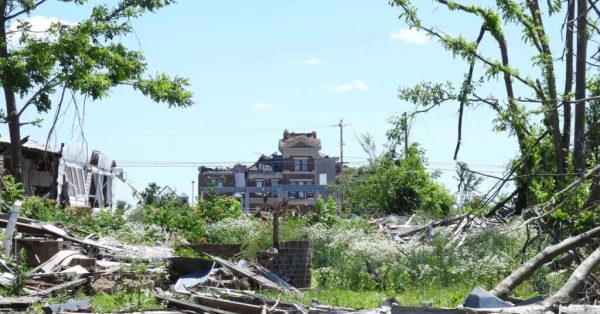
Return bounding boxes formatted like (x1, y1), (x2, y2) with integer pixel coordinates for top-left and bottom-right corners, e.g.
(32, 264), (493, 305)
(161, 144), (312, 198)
(374, 213), (503, 243)
(2, 199), (600, 313)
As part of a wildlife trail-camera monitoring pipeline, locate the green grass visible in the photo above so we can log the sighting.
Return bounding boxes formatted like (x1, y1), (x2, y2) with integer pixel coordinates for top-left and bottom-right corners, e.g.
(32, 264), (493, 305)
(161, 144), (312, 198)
(263, 285), (474, 309)
(263, 289), (394, 309)
(264, 280), (552, 310)
(92, 291), (164, 312)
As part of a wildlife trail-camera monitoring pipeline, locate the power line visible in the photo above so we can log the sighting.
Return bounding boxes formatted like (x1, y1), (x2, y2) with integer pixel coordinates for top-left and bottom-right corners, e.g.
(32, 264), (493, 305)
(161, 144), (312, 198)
(116, 159), (588, 181)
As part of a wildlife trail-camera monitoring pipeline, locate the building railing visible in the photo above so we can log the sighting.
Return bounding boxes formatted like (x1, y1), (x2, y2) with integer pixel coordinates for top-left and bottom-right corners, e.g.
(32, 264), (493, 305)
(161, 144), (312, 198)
(198, 185), (330, 212)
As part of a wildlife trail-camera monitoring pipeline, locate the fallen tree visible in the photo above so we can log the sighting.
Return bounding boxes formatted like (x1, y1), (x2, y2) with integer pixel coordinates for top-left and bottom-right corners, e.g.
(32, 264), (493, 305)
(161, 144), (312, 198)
(491, 225), (600, 299)
(545, 247), (600, 305)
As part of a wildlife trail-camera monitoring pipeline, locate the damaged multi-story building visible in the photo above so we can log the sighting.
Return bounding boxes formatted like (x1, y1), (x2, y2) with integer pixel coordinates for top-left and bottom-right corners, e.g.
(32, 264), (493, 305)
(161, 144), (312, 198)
(0, 138), (122, 208)
(197, 130), (339, 212)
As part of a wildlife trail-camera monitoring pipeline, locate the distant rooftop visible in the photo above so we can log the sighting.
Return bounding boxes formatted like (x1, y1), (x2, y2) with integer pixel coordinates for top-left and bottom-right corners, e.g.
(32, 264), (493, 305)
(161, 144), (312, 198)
(279, 130), (321, 150)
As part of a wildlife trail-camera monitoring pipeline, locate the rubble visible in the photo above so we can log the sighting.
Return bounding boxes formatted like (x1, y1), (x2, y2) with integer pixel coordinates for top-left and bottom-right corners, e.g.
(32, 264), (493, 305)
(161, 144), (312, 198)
(1, 199), (600, 314)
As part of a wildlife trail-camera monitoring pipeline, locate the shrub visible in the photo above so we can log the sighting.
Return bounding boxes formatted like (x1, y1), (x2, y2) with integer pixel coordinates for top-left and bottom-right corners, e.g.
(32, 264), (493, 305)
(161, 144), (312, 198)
(204, 215), (262, 244)
(140, 202), (206, 243)
(340, 145), (453, 217)
(21, 196), (56, 221)
(196, 195), (242, 223)
(1, 175), (25, 207)
(307, 220), (525, 292)
(241, 216), (308, 259)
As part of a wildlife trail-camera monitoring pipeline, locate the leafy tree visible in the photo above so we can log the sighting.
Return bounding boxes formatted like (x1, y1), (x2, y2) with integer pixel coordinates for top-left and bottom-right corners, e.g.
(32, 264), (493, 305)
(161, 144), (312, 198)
(389, 0), (599, 214)
(0, 174), (25, 207)
(139, 182), (161, 205)
(116, 200), (131, 211)
(454, 162), (483, 211)
(344, 143), (453, 217)
(0, 0), (193, 181)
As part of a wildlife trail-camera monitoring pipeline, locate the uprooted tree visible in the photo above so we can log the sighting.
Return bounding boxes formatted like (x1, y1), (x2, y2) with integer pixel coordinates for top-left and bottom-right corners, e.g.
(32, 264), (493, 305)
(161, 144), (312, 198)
(0, 0), (194, 181)
(390, 0), (600, 305)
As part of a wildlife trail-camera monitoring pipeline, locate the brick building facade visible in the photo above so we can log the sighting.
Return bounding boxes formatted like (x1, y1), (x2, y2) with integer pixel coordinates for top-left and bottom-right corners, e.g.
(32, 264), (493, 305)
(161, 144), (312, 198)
(197, 130), (338, 211)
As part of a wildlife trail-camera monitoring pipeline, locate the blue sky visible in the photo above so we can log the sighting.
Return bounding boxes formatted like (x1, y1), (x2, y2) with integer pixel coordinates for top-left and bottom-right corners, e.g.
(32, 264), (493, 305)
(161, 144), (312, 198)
(2, 0), (536, 205)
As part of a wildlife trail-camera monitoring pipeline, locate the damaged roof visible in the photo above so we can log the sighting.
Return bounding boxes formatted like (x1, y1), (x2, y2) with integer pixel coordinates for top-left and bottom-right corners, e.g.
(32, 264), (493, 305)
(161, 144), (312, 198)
(0, 137), (60, 155)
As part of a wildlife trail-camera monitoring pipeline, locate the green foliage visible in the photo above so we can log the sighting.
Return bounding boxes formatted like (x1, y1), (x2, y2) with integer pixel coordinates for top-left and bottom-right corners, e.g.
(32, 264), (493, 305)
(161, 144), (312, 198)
(455, 162), (483, 211)
(21, 181), (241, 245)
(8, 249), (29, 296)
(0, 0), (194, 113)
(196, 195), (242, 223)
(137, 186), (242, 243)
(264, 288), (397, 309)
(309, 197), (337, 226)
(140, 201), (206, 243)
(92, 291), (162, 313)
(0, 0), (194, 181)
(139, 182), (162, 205)
(308, 220), (526, 295)
(273, 286), (474, 308)
(174, 246), (200, 257)
(204, 215), (262, 244)
(116, 200), (131, 211)
(0, 175), (26, 207)
(21, 196), (56, 220)
(341, 144), (453, 217)
(21, 197), (127, 236)
(241, 216), (308, 259)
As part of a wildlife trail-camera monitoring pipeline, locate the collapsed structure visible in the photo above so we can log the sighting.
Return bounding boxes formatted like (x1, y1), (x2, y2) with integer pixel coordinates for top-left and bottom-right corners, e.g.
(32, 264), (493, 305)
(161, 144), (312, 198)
(0, 138), (121, 208)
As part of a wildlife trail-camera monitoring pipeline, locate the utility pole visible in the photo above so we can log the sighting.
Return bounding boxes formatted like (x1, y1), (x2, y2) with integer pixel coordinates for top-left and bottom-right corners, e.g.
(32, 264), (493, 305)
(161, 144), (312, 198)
(402, 112), (409, 153)
(339, 118), (345, 211)
(191, 180), (195, 206)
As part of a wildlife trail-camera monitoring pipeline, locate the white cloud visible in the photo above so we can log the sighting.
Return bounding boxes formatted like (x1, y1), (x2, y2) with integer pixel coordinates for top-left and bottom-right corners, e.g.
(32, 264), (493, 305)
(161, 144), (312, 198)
(330, 80), (369, 92)
(390, 28), (428, 44)
(293, 58), (321, 65)
(252, 103), (273, 110)
(8, 16), (76, 44)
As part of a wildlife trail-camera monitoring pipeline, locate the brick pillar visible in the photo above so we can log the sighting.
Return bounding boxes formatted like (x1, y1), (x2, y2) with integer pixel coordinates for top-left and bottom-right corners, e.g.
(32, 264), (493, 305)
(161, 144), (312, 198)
(267, 240), (312, 288)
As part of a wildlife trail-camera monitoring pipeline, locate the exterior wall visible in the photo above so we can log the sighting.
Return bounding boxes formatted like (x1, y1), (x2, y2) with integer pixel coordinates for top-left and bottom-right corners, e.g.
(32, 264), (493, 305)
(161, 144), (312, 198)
(281, 173), (314, 185)
(198, 173), (235, 187)
(198, 170), (236, 199)
(279, 147), (319, 159)
(197, 131), (339, 211)
(281, 156), (316, 172)
(264, 240), (312, 289)
(315, 157), (338, 184)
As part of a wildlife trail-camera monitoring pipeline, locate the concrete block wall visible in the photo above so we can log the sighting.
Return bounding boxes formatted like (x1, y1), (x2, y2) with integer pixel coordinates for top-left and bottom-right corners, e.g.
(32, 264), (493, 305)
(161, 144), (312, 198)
(16, 239), (72, 266)
(268, 240), (312, 288)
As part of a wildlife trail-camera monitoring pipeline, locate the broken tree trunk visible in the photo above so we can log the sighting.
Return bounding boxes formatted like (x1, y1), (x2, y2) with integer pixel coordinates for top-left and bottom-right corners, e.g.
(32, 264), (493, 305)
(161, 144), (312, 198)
(545, 247), (600, 305)
(491, 225), (600, 299)
(395, 214), (468, 238)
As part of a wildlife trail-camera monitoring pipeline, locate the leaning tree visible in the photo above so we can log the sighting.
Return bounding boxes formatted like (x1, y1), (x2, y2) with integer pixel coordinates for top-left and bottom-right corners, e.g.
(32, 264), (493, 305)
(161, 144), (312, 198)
(0, 0), (193, 181)
(391, 0), (600, 213)
(390, 0), (600, 304)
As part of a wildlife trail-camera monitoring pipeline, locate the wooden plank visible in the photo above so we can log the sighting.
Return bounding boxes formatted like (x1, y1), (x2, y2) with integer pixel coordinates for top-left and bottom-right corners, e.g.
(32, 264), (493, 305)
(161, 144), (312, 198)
(0, 296), (41, 307)
(155, 294), (237, 314)
(28, 278), (88, 296)
(193, 294), (264, 314)
(206, 254), (286, 291)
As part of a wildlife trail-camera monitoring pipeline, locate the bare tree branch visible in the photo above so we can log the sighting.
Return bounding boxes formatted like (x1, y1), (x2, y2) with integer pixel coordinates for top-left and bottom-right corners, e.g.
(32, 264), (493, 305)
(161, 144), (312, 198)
(5, 0), (48, 20)
(454, 25), (486, 160)
(492, 225), (600, 299)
